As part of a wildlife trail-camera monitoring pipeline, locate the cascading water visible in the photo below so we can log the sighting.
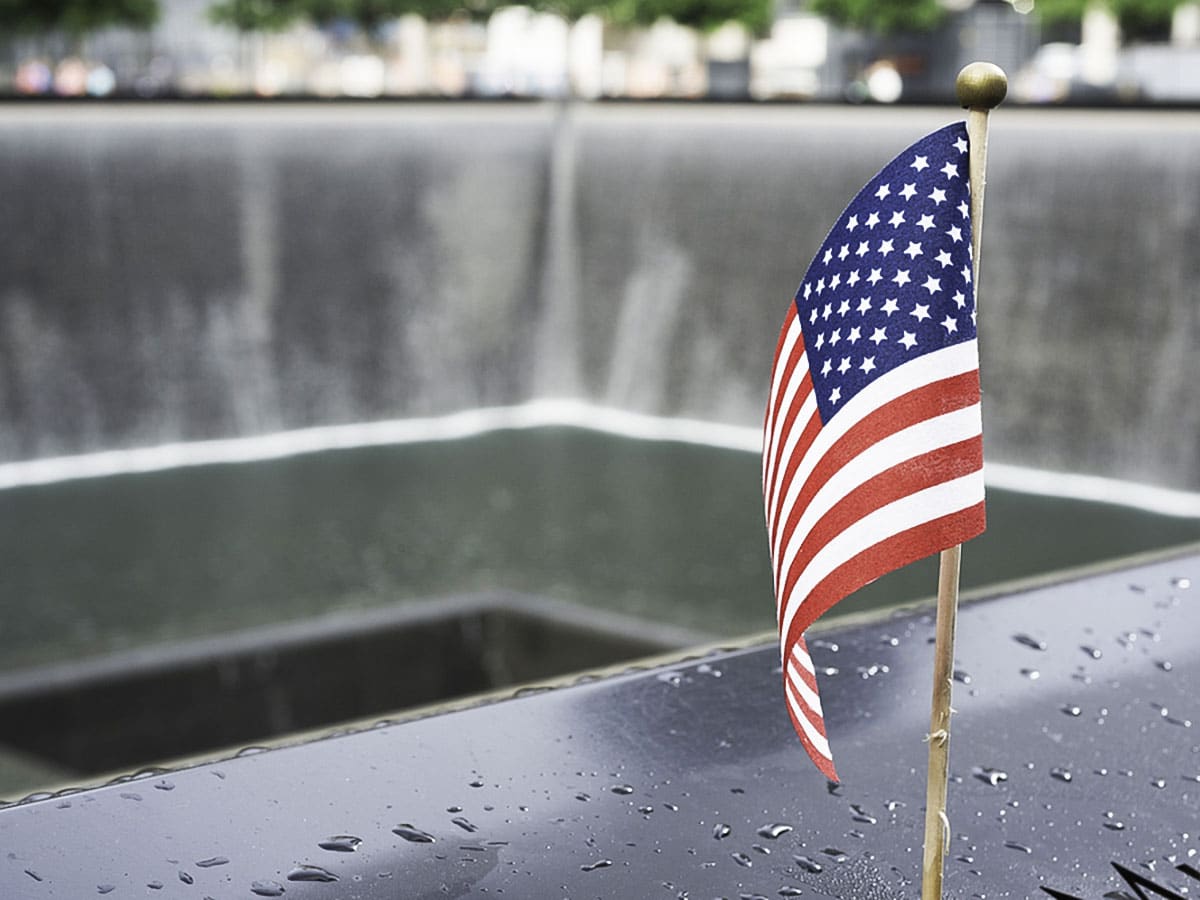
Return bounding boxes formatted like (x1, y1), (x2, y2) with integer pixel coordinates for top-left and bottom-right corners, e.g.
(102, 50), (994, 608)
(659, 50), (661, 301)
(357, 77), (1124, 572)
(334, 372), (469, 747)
(1, 104), (1199, 493)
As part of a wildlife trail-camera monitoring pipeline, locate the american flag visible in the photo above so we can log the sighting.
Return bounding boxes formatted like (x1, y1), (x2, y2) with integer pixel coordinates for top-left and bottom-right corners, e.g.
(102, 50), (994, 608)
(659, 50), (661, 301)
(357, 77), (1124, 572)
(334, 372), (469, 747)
(762, 122), (986, 780)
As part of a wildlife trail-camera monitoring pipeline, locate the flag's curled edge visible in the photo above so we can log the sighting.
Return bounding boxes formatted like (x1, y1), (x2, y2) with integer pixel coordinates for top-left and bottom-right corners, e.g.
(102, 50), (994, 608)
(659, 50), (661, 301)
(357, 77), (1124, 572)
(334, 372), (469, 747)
(762, 122), (986, 781)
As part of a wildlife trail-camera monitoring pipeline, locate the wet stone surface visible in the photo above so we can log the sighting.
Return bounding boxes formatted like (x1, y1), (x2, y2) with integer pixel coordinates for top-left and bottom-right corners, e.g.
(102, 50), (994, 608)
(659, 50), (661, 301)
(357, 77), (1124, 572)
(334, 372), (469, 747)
(0, 549), (1197, 898)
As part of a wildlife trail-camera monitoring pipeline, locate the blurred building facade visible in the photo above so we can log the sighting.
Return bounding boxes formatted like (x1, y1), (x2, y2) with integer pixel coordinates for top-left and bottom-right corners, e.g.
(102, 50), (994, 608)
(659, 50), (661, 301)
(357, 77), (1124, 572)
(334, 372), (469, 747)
(2, 0), (1199, 100)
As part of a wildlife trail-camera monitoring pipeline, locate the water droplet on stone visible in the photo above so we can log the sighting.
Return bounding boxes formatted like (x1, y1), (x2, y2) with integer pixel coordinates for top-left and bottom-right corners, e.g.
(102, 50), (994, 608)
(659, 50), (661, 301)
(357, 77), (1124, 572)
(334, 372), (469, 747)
(1004, 841), (1032, 854)
(179, 871), (194, 885)
(972, 767), (1008, 786)
(580, 859), (612, 872)
(1014, 634), (1047, 651)
(821, 847), (849, 862)
(713, 823), (732, 839)
(794, 855), (823, 874)
(287, 864), (338, 883)
(451, 816), (478, 833)
(757, 823), (793, 839)
(250, 881), (285, 897)
(779, 888), (805, 897)
(1050, 767), (1073, 783)
(318, 835), (361, 853)
(731, 851), (753, 868)
(849, 803), (877, 825)
(610, 784), (634, 795)
(393, 824), (436, 843)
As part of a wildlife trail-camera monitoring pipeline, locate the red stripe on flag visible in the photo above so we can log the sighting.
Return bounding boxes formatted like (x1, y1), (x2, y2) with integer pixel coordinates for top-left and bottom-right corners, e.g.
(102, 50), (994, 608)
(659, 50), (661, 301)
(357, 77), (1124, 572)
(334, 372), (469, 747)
(771, 370), (981, 565)
(775, 435), (984, 630)
(782, 500), (985, 656)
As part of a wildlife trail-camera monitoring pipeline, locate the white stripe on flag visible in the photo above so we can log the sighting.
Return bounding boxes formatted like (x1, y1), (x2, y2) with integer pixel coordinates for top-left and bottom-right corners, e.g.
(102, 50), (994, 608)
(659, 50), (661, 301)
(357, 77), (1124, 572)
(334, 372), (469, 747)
(768, 340), (979, 566)
(774, 402), (983, 596)
(778, 471), (985, 652)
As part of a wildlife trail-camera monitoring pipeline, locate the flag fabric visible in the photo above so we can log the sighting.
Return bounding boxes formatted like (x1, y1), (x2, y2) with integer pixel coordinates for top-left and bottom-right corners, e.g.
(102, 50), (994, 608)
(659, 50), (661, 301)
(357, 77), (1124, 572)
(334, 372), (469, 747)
(762, 122), (987, 781)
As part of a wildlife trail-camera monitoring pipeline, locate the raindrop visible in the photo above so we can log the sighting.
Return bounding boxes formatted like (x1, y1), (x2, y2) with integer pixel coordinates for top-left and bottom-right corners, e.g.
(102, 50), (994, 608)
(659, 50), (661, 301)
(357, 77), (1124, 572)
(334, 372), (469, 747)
(196, 857), (230, 868)
(731, 851), (753, 868)
(1081, 646), (1103, 660)
(1157, 661), (1174, 673)
(451, 816), (479, 833)
(811, 639), (839, 652)
(972, 767), (1009, 786)
(250, 881), (286, 897)
(753, 844), (771, 855)
(1004, 842), (1032, 854)
(757, 823), (794, 839)
(575, 792), (591, 802)
(392, 824), (436, 843)
(98, 886), (115, 895)
(447, 805), (463, 813)
(237, 747), (269, 758)
(1013, 634), (1047, 651)
(468, 777), (485, 788)
(287, 864), (339, 883)
(1050, 767), (1073, 783)
(881, 636), (900, 647)
(154, 781), (175, 792)
(179, 871), (194, 884)
(119, 792), (142, 802)
(580, 859), (612, 872)
(821, 847), (849, 862)
(1062, 705), (1082, 717)
(1151, 777), (1167, 789)
(638, 806), (654, 815)
(697, 663), (722, 678)
(657, 672), (684, 687)
(739, 894), (769, 900)
(1020, 668), (1040, 680)
(318, 835), (362, 853)
(713, 823), (732, 840)
(1172, 577), (1191, 589)
(610, 784), (634, 795)
(885, 800), (906, 811)
(779, 888), (805, 897)
(24, 870), (43, 882)
(794, 855), (823, 874)
(850, 804), (878, 825)
(953, 669), (972, 685)
(826, 781), (842, 796)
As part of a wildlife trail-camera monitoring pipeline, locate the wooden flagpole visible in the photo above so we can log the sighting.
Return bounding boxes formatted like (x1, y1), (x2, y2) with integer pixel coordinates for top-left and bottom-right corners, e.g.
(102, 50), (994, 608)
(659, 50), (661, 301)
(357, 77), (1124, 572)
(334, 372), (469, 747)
(920, 61), (1007, 900)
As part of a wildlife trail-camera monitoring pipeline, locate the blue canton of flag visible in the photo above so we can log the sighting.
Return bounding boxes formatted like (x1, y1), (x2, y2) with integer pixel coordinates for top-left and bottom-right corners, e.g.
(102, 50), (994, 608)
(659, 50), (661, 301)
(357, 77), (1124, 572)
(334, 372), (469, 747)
(799, 123), (974, 424)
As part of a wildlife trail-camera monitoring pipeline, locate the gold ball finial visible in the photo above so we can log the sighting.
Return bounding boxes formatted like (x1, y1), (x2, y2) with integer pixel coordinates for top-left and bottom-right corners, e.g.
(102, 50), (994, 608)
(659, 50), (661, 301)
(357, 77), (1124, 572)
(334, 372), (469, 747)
(956, 62), (1008, 110)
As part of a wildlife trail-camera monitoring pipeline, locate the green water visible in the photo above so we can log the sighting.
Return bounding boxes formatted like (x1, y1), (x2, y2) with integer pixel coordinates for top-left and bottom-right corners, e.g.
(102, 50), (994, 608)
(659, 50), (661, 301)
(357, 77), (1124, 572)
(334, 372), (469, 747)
(3, 427), (1198, 674)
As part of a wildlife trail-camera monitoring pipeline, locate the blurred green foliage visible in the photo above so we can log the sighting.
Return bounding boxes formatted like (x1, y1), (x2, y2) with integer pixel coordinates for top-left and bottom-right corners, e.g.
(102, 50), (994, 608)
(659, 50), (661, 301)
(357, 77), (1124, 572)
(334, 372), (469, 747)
(808, 0), (945, 34)
(0, 0), (158, 34)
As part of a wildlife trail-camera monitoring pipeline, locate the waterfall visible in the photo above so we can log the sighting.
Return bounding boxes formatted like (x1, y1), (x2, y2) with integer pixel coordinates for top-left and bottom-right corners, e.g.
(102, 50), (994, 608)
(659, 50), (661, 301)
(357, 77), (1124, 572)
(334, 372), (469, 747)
(1, 104), (1198, 493)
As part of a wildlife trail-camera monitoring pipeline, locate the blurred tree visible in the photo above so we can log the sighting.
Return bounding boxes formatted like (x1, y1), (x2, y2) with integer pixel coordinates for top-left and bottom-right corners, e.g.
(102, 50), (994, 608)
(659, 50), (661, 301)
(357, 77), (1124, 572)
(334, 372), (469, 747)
(209, 0), (489, 32)
(530, 0), (769, 33)
(0, 0), (158, 34)
(807, 0), (945, 34)
(1033, 0), (1184, 40)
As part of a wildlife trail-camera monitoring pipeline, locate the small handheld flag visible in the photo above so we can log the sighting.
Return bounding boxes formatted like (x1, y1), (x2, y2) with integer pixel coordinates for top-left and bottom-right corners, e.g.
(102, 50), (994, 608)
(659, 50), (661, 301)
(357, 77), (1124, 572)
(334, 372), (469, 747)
(762, 122), (987, 781)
